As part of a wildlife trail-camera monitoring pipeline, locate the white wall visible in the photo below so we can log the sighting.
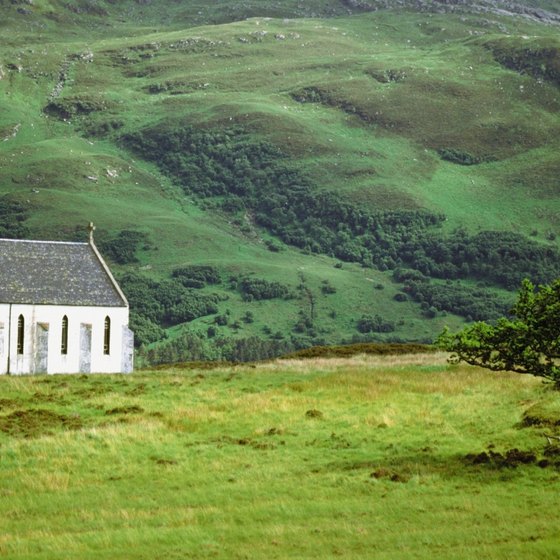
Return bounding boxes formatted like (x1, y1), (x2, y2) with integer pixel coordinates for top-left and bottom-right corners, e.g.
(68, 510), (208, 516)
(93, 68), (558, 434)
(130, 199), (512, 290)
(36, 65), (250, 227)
(0, 305), (9, 374)
(0, 304), (131, 375)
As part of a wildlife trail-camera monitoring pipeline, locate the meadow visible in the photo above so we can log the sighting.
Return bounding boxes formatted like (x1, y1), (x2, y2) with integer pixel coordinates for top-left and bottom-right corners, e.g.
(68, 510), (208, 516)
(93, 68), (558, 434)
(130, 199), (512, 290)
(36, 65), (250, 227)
(1, 353), (560, 559)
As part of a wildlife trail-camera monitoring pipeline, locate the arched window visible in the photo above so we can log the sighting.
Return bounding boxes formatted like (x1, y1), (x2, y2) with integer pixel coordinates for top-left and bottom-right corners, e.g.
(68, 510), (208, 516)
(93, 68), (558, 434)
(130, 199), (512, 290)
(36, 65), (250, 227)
(61, 315), (68, 355)
(17, 315), (24, 354)
(103, 316), (111, 355)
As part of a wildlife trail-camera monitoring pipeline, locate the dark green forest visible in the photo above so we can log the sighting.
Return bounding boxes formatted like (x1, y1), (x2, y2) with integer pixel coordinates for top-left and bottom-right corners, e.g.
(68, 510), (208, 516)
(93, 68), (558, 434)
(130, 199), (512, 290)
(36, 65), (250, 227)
(121, 125), (560, 351)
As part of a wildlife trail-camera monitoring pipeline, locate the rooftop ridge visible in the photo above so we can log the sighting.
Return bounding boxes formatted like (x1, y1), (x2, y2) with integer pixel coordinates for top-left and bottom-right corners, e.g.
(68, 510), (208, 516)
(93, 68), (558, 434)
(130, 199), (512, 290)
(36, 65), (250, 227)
(88, 238), (129, 307)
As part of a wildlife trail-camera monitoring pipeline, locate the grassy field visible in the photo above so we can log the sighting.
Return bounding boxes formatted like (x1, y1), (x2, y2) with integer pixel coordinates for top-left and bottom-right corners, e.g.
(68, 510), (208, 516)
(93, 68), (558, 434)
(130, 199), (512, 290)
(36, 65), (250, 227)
(1, 354), (560, 559)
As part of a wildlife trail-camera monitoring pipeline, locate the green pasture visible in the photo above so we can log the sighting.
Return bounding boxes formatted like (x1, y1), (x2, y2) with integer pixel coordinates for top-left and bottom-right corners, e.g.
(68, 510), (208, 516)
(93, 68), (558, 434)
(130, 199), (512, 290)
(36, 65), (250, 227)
(1, 354), (560, 558)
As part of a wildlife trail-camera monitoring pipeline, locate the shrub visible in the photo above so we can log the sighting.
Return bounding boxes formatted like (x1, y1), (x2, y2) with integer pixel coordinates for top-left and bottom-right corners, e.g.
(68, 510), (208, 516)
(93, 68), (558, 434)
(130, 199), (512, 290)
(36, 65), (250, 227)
(321, 280), (337, 294)
(99, 230), (149, 264)
(242, 311), (255, 324)
(129, 313), (167, 347)
(437, 148), (493, 165)
(172, 265), (221, 287)
(214, 314), (229, 326)
(357, 315), (396, 333)
(118, 272), (221, 339)
(0, 197), (29, 239)
(239, 277), (289, 301)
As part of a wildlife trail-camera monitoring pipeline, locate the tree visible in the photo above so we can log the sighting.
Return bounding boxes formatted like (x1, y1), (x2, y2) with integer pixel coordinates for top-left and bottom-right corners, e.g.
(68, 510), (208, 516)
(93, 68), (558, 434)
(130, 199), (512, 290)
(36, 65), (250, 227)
(438, 279), (560, 385)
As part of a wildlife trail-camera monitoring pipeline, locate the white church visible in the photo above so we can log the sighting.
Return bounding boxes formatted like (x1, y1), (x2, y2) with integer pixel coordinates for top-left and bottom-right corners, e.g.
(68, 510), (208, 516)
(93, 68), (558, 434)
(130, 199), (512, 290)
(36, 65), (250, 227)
(0, 226), (134, 375)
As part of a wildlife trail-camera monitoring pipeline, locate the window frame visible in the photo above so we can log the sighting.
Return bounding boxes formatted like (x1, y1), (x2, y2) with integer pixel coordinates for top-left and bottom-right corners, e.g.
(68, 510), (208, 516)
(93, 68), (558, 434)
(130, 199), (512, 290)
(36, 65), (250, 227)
(103, 316), (111, 355)
(17, 315), (24, 355)
(61, 315), (68, 355)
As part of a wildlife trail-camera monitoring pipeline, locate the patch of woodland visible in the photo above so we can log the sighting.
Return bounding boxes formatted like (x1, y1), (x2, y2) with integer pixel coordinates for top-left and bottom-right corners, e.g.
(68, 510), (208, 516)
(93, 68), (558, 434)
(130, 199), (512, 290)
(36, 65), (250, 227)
(118, 272), (224, 346)
(140, 331), (294, 365)
(393, 269), (513, 321)
(356, 314), (396, 334)
(122, 124), (560, 322)
(232, 276), (292, 302)
(0, 196), (29, 239)
(98, 229), (151, 264)
(172, 265), (221, 288)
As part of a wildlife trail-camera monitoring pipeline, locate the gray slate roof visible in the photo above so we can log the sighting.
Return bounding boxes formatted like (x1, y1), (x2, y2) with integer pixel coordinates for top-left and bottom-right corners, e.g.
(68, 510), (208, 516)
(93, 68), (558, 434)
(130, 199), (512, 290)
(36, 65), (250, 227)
(0, 239), (127, 307)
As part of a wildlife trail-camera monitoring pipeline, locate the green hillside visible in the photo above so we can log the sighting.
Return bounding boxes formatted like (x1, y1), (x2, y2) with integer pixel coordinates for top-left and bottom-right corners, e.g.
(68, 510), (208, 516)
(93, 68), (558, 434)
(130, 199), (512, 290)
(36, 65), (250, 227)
(1, 0), (559, 361)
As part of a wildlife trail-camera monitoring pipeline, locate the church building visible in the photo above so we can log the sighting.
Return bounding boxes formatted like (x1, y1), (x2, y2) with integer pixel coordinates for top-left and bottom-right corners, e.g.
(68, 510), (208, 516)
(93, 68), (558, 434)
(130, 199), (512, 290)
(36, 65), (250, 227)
(0, 226), (134, 374)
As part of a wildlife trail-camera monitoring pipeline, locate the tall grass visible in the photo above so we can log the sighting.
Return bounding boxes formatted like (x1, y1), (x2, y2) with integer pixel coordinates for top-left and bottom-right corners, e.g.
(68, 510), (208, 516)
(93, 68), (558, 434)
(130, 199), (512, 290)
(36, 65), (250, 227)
(1, 356), (559, 559)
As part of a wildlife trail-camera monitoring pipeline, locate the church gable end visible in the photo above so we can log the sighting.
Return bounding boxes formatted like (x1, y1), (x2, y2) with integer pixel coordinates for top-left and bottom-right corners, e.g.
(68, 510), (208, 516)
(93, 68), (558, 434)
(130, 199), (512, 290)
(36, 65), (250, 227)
(0, 235), (132, 375)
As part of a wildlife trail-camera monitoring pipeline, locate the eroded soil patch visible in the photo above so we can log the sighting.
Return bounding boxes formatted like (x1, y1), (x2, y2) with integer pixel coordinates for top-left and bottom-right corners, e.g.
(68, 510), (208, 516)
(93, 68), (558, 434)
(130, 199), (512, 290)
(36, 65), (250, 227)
(463, 447), (560, 469)
(0, 409), (82, 438)
(0, 398), (20, 410)
(370, 468), (410, 483)
(105, 405), (144, 415)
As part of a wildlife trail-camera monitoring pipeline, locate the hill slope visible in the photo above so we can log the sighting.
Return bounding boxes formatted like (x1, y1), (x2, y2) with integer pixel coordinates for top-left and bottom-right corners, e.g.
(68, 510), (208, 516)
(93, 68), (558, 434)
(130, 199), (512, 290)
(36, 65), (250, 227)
(1, 0), (559, 360)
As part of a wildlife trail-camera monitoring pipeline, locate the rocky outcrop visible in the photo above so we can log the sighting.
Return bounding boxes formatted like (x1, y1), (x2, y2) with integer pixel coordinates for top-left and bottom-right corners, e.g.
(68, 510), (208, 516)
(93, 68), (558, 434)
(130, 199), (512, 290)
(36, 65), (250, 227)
(340, 0), (560, 24)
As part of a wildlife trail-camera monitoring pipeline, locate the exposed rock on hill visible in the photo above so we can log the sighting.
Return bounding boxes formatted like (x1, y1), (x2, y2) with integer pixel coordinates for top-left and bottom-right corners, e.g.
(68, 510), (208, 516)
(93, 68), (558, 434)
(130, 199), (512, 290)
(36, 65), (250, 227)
(342, 0), (560, 24)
